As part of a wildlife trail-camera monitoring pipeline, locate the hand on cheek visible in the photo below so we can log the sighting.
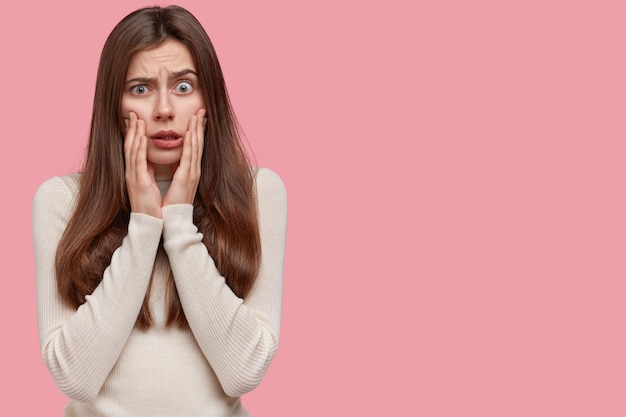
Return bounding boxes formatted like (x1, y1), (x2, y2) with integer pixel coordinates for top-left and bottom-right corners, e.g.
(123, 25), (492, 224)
(163, 108), (206, 206)
(123, 112), (163, 218)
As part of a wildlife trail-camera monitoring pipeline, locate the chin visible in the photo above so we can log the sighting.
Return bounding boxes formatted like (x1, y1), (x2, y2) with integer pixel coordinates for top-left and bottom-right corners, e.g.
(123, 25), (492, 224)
(147, 151), (183, 166)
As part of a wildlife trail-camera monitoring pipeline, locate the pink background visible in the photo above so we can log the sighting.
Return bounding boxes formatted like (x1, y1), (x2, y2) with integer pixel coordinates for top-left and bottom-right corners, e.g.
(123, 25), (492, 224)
(2, 0), (625, 415)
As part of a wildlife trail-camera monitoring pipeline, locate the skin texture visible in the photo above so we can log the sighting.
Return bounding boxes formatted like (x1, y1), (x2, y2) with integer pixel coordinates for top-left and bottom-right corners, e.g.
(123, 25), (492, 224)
(121, 39), (207, 218)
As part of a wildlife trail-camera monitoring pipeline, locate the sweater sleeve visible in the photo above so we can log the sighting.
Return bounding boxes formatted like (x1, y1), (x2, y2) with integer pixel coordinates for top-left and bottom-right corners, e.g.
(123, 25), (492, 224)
(161, 167), (288, 397)
(32, 175), (164, 402)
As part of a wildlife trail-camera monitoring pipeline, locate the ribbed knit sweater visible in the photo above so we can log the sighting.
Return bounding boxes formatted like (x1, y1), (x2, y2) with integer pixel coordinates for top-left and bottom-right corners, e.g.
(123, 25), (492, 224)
(32, 167), (287, 417)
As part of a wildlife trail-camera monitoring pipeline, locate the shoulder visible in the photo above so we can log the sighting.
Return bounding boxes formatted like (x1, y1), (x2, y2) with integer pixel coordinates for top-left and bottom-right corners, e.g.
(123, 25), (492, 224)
(253, 167), (287, 204)
(33, 173), (81, 212)
(253, 168), (288, 221)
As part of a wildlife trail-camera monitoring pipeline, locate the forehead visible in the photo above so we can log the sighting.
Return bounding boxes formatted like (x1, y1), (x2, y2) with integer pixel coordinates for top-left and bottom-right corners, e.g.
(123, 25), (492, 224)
(126, 39), (196, 76)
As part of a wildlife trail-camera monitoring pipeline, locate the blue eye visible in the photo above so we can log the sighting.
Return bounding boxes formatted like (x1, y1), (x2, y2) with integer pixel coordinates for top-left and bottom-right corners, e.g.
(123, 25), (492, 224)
(175, 81), (193, 94)
(131, 85), (148, 95)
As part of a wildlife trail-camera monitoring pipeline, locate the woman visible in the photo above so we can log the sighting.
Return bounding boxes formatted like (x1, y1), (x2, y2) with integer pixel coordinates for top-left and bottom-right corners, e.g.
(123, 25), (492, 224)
(32, 5), (287, 416)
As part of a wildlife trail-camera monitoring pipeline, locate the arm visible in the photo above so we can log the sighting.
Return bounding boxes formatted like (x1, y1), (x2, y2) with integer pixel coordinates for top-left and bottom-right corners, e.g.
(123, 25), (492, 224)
(162, 168), (288, 397)
(33, 176), (163, 402)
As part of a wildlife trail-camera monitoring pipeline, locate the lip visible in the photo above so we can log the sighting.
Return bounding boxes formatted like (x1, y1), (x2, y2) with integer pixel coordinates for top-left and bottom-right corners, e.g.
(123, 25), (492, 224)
(150, 130), (184, 149)
(150, 130), (182, 140)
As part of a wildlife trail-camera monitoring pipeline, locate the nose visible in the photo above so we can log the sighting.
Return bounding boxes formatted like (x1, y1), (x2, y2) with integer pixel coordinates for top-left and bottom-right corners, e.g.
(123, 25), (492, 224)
(153, 93), (174, 121)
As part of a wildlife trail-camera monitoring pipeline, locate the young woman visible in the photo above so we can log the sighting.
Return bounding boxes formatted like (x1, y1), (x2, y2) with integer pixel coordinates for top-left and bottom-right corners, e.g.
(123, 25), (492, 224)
(32, 6), (287, 416)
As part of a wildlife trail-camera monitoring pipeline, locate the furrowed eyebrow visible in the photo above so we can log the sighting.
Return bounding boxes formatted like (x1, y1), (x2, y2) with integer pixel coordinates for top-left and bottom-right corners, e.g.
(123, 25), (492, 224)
(125, 69), (198, 85)
(126, 77), (153, 85)
(172, 69), (198, 78)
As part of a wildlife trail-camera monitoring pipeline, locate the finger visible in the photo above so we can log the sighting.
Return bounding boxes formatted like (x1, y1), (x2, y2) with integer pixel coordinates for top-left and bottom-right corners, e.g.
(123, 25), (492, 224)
(196, 109), (206, 167)
(129, 117), (142, 163)
(137, 118), (145, 145)
(178, 131), (193, 175)
(124, 112), (137, 158)
(137, 135), (148, 178)
(131, 119), (145, 177)
(125, 113), (138, 180)
(189, 109), (204, 173)
(126, 112), (135, 134)
(189, 115), (199, 172)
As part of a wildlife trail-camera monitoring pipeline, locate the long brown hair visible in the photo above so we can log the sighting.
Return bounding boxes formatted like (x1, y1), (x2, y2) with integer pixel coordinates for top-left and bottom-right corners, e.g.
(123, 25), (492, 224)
(55, 5), (261, 328)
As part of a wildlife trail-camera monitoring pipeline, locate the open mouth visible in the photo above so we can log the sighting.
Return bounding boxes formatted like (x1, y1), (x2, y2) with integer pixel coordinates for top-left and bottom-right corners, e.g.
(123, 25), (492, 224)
(150, 130), (184, 149)
(151, 130), (182, 140)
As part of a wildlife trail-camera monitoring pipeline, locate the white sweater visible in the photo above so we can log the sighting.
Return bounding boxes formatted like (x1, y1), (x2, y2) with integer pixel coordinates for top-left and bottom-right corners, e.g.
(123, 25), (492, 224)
(32, 168), (288, 417)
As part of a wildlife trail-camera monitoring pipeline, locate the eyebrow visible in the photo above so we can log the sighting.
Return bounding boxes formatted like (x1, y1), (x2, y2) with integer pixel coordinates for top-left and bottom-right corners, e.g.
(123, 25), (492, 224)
(125, 68), (198, 84)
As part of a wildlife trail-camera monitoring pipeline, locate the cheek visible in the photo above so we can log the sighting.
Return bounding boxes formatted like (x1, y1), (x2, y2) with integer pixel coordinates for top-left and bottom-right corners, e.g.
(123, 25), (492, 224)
(120, 97), (134, 119)
(121, 96), (150, 120)
(187, 93), (206, 112)
(179, 98), (204, 116)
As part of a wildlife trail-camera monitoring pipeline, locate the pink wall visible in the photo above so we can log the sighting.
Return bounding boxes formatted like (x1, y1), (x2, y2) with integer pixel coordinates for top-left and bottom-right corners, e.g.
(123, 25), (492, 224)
(2, 0), (625, 415)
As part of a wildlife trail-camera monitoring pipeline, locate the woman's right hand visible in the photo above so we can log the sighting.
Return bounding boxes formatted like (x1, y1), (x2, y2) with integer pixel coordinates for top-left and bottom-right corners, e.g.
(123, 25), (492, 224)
(124, 112), (163, 218)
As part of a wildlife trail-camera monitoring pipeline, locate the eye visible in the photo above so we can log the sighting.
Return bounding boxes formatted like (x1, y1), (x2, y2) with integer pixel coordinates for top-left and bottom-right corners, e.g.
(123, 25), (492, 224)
(175, 81), (193, 94)
(130, 85), (149, 95)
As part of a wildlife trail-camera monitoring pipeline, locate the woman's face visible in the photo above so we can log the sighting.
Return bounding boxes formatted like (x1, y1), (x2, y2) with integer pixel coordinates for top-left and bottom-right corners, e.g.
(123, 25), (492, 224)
(121, 39), (205, 175)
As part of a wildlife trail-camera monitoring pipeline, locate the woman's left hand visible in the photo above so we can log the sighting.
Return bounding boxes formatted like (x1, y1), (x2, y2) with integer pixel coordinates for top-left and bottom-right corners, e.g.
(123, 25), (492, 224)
(163, 108), (206, 206)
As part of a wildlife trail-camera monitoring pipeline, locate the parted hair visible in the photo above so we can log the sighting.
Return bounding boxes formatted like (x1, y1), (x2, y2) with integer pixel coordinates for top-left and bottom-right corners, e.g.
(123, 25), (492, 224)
(55, 5), (261, 328)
